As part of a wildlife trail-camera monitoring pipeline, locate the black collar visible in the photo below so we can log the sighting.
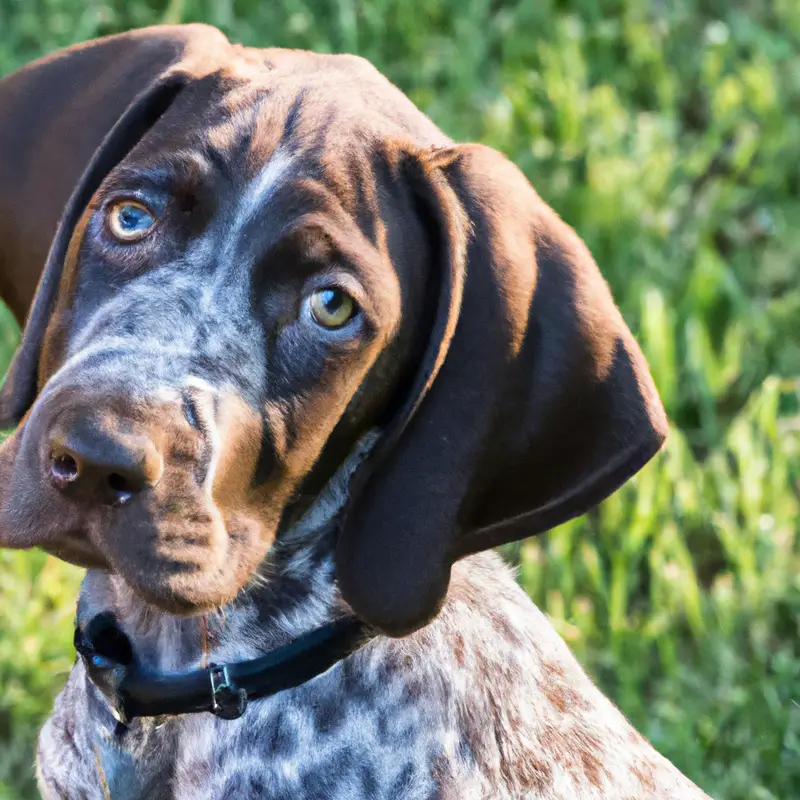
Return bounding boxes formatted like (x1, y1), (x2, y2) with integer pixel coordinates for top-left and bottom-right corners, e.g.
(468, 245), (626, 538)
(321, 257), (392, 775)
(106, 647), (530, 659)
(75, 612), (372, 724)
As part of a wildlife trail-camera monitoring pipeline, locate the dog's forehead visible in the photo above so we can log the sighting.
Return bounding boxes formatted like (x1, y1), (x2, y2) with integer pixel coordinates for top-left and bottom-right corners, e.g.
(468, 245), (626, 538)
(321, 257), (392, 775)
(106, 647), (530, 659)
(231, 46), (448, 144)
(156, 48), (450, 181)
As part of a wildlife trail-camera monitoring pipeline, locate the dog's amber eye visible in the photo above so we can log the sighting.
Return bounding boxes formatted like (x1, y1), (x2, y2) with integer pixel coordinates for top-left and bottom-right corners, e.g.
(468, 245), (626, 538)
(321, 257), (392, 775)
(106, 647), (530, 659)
(308, 288), (357, 329)
(107, 201), (156, 241)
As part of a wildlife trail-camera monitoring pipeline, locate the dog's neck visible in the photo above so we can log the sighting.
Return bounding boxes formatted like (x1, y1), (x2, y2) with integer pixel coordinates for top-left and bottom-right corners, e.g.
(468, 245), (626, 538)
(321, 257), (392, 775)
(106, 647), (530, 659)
(76, 432), (379, 676)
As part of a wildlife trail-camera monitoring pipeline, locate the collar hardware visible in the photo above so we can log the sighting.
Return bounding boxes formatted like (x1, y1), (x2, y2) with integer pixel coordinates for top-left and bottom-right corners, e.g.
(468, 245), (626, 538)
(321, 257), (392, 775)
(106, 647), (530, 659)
(209, 664), (248, 720)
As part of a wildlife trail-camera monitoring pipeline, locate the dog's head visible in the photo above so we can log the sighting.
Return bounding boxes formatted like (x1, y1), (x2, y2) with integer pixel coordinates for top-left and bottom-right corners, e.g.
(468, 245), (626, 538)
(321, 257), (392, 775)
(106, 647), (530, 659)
(0, 25), (667, 635)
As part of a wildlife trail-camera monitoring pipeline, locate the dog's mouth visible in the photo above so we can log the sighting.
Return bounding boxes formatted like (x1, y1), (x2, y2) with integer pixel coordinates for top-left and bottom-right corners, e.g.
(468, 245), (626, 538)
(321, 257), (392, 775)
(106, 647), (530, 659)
(99, 500), (280, 615)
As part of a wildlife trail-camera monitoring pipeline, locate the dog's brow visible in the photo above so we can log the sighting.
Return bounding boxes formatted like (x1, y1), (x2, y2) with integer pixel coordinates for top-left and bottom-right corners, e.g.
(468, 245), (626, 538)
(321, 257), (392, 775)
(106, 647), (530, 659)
(250, 211), (383, 288)
(104, 155), (209, 193)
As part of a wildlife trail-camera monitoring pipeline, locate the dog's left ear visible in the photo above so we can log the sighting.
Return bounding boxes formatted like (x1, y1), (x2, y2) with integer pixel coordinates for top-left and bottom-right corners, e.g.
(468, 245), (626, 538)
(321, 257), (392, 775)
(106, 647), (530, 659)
(337, 143), (668, 636)
(0, 25), (231, 428)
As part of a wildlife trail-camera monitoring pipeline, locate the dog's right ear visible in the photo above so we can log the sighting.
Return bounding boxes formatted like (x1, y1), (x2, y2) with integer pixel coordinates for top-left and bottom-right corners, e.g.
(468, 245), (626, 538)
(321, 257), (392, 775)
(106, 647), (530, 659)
(338, 144), (667, 635)
(0, 25), (230, 428)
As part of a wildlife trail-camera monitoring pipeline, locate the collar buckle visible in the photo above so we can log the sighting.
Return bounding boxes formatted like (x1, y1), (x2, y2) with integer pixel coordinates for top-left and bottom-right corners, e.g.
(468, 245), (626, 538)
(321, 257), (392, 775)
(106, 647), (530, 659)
(209, 664), (248, 720)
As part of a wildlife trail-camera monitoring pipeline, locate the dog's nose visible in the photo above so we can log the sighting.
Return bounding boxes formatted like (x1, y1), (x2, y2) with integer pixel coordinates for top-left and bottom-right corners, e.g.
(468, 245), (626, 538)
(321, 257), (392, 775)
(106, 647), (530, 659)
(47, 420), (163, 506)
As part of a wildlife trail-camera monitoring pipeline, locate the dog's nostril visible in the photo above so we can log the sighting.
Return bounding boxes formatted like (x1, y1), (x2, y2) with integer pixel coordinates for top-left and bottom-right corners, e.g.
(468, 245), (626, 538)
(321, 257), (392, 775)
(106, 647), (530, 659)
(107, 473), (129, 493)
(46, 424), (161, 505)
(50, 452), (79, 487)
(106, 473), (136, 506)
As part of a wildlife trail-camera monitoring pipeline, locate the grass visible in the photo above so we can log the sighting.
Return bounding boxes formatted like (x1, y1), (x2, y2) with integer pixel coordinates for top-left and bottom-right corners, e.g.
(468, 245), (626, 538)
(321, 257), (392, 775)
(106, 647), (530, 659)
(1, 1), (799, 798)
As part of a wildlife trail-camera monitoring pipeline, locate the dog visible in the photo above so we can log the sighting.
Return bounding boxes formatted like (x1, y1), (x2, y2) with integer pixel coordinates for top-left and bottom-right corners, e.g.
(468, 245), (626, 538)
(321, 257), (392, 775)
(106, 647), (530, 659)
(0, 25), (710, 799)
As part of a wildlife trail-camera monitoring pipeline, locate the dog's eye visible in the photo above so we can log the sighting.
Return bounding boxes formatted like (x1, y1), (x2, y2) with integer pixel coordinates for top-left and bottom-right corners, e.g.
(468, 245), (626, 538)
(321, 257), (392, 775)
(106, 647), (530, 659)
(106, 201), (156, 242)
(308, 288), (358, 329)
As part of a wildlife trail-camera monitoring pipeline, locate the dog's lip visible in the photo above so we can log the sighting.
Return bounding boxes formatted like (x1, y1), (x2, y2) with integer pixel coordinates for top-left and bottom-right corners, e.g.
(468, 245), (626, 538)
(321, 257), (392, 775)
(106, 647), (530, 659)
(43, 536), (110, 569)
(144, 555), (207, 574)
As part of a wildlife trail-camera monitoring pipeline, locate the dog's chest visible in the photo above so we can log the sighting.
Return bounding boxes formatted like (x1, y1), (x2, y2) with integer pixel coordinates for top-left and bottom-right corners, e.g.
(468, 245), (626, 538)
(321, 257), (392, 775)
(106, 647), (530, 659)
(37, 651), (478, 800)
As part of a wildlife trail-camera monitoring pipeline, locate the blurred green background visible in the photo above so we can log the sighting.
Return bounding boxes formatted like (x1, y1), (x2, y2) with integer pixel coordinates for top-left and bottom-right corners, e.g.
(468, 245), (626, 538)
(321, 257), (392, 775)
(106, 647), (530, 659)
(1, 1), (799, 798)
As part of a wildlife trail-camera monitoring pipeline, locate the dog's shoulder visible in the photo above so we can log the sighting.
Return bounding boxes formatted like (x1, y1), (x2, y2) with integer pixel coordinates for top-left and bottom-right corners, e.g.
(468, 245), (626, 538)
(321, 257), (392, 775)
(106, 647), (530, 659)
(371, 552), (708, 798)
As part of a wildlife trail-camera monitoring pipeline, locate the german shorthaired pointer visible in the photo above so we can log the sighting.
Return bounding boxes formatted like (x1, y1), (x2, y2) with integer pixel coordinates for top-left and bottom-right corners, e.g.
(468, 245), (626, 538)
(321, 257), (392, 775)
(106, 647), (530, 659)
(0, 25), (710, 798)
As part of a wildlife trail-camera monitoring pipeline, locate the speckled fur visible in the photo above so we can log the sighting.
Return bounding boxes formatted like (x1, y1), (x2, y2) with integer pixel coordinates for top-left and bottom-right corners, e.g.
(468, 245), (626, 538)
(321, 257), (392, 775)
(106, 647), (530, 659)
(36, 450), (709, 800)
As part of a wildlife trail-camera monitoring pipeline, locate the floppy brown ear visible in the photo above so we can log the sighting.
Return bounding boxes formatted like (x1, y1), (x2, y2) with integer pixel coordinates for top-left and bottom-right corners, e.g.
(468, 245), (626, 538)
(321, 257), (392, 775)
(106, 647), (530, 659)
(337, 143), (668, 636)
(0, 25), (229, 427)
